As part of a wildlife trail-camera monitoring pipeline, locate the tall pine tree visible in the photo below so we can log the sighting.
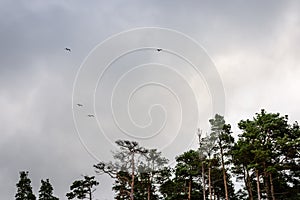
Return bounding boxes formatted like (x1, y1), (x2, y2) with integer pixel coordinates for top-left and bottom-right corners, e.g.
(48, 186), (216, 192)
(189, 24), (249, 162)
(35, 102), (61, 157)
(15, 171), (36, 200)
(209, 114), (235, 200)
(66, 176), (99, 200)
(38, 179), (59, 200)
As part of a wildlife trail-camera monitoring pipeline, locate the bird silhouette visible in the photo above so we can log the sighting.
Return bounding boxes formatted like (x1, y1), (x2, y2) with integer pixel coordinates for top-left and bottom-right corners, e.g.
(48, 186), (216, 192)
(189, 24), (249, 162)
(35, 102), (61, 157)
(65, 48), (71, 52)
(87, 114), (94, 117)
(157, 48), (162, 52)
(77, 104), (83, 107)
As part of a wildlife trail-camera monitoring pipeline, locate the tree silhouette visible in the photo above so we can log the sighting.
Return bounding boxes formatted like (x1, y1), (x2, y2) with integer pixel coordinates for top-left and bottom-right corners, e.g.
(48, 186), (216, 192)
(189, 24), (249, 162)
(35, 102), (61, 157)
(66, 176), (99, 200)
(94, 140), (148, 200)
(38, 179), (59, 200)
(15, 171), (36, 200)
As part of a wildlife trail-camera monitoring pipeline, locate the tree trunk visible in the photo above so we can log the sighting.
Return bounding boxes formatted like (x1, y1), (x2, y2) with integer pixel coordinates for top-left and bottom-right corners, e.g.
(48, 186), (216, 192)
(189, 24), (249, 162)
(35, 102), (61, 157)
(89, 187), (92, 200)
(148, 164), (153, 200)
(147, 183), (150, 200)
(188, 176), (192, 200)
(256, 169), (261, 200)
(130, 153), (135, 200)
(209, 165), (212, 200)
(270, 173), (275, 200)
(244, 166), (253, 200)
(263, 163), (271, 200)
(212, 187), (216, 200)
(220, 145), (229, 200)
(202, 163), (206, 200)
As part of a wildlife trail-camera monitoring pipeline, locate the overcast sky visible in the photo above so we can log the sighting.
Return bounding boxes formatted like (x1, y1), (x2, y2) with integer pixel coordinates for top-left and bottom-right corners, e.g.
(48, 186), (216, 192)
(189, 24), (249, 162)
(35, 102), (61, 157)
(1, 1), (300, 199)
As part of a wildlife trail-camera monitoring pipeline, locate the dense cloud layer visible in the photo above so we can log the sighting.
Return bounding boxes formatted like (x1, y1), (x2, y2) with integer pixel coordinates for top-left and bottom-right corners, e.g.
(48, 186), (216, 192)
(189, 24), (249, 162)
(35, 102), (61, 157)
(1, 1), (299, 199)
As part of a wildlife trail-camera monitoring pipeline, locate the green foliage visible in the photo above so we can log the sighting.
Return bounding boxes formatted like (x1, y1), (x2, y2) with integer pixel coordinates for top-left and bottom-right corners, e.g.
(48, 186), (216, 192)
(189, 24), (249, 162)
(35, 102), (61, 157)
(159, 150), (203, 200)
(14, 110), (299, 200)
(175, 150), (201, 178)
(13, 109), (300, 200)
(235, 109), (300, 199)
(175, 150), (202, 199)
(15, 171), (36, 200)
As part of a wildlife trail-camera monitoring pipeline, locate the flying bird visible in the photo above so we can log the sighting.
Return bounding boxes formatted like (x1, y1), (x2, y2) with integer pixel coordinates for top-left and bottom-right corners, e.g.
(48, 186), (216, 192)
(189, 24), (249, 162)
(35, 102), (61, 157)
(65, 47), (71, 52)
(156, 48), (162, 52)
(77, 104), (83, 107)
(87, 114), (94, 117)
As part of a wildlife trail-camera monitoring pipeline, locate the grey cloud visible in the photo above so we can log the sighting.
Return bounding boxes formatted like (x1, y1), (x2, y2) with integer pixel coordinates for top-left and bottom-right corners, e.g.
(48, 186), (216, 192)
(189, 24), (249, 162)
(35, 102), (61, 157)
(1, 0), (300, 199)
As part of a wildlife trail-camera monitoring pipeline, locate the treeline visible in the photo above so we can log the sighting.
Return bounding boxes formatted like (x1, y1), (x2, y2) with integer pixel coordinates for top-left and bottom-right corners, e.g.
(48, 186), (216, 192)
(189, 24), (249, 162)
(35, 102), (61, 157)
(15, 171), (98, 200)
(15, 109), (300, 200)
(15, 171), (58, 200)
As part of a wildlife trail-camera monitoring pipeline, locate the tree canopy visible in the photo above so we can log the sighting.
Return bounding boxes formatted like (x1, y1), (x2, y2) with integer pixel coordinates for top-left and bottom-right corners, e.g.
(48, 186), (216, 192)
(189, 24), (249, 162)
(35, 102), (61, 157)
(15, 109), (300, 200)
(38, 179), (59, 200)
(15, 171), (36, 200)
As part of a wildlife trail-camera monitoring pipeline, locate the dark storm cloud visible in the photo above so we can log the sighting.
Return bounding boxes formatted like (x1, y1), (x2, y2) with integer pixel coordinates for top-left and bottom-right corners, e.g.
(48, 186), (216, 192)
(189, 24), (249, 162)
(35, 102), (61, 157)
(0, 1), (161, 198)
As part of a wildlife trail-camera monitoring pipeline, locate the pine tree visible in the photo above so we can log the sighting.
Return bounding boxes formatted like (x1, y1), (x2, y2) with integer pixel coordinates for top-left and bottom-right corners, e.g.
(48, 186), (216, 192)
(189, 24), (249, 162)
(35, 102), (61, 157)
(139, 149), (168, 200)
(94, 140), (148, 200)
(38, 179), (59, 200)
(209, 114), (235, 200)
(66, 176), (99, 200)
(15, 171), (36, 200)
(175, 150), (202, 200)
(237, 109), (300, 199)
